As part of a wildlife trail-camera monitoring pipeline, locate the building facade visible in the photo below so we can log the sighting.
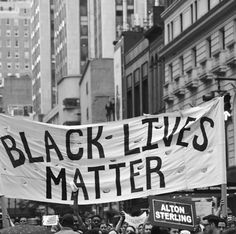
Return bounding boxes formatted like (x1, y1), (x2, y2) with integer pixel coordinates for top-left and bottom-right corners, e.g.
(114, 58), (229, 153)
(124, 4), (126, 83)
(80, 59), (114, 124)
(0, 0), (31, 114)
(159, 0), (236, 213)
(31, 0), (55, 121)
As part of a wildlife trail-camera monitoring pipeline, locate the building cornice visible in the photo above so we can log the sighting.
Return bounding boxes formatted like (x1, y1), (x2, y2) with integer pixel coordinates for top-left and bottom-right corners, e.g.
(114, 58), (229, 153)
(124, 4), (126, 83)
(159, 0), (236, 59)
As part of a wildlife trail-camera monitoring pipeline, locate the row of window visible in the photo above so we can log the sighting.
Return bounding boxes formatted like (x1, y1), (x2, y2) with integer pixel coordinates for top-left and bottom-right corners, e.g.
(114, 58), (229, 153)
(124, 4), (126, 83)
(0, 40), (29, 48)
(166, 0), (223, 44)
(0, 63), (30, 70)
(168, 26), (226, 81)
(2, 29), (29, 37)
(4, 51), (30, 59)
(0, 6), (28, 14)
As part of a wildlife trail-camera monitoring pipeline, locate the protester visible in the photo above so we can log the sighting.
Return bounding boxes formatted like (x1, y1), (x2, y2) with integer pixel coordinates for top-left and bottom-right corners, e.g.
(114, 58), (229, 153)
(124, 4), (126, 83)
(137, 224), (143, 234)
(56, 213), (78, 234)
(19, 217), (27, 225)
(143, 222), (153, 234)
(169, 228), (179, 234)
(202, 214), (220, 234)
(218, 218), (227, 233)
(91, 215), (102, 230)
(125, 225), (136, 234)
(100, 223), (108, 234)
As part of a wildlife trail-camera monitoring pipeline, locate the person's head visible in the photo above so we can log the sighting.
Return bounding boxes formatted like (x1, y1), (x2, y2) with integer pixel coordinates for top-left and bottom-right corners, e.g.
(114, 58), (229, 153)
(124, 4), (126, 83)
(218, 219), (227, 233)
(169, 228), (179, 234)
(143, 223), (153, 234)
(203, 214), (220, 232)
(138, 224), (144, 234)
(126, 225), (136, 234)
(19, 217), (27, 225)
(91, 215), (102, 229)
(108, 229), (119, 234)
(107, 223), (114, 231)
(60, 213), (74, 229)
(100, 223), (108, 234)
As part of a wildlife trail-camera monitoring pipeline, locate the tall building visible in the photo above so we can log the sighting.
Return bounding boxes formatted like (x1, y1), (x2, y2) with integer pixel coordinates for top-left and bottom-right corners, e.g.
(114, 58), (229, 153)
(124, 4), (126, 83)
(0, 0), (32, 115)
(31, 0), (55, 121)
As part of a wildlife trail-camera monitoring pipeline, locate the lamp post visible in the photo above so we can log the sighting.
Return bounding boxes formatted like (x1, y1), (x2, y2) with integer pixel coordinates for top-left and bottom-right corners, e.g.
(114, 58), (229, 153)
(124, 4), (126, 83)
(203, 77), (236, 218)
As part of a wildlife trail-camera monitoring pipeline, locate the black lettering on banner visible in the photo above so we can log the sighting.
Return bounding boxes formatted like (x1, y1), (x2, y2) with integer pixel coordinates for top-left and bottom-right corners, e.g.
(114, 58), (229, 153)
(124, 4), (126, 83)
(66, 129), (83, 160)
(146, 156), (165, 189)
(163, 117), (181, 146)
(88, 165), (105, 199)
(193, 117), (214, 151)
(46, 166), (67, 200)
(45, 130), (63, 162)
(176, 117), (196, 147)
(142, 118), (159, 151)
(87, 126), (105, 159)
(1, 135), (25, 168)
(73, 168), (89, 200)
(124, 124), (140, 155)
(109, 163), (126, 196)
(20, 132), (44, 163)
(130, 159), (143, 193)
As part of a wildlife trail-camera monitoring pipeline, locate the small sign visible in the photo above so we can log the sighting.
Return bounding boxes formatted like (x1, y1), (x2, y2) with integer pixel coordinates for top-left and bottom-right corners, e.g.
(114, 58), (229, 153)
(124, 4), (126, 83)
(149, 196), (196, 230)
(42, 215), (59, 226)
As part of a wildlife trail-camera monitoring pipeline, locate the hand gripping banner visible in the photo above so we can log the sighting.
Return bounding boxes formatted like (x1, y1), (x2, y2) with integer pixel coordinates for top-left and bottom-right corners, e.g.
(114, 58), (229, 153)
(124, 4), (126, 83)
(0, 97), (226, 204)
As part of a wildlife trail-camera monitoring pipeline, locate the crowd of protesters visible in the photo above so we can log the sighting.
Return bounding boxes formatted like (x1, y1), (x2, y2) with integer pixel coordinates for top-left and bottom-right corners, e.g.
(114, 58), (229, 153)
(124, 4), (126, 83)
(3, 201), (236, 234)
(44, 210), (236, 234)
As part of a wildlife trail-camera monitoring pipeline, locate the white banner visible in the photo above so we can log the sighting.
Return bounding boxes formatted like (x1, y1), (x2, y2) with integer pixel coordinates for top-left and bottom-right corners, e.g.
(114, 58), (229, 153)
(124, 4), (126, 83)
(0, 97), (226, 204)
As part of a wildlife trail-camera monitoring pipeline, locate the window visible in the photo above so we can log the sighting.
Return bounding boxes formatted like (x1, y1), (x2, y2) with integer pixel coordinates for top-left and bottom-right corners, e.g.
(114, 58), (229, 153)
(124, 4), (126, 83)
(25, 64), (29, 69)
(194, 0), (198, 21)
(24, 30), (28, 37)
(7, 63), (11, 69)
(127, 74), (132, 89)
(170, 21), (173, 40)
(7, 51), (11, 58)
(192, 47), (197, 67)
(179, 56), (184, 75)
(24, 8), (27, 14)
(207, 0), (210, 11)
(6, 18), (10, 25)
(190, 4), (194, 24)
(24, 51), (29, 59)
(15, 52), (19, 58)
(134, 68), (140, 84)
(6, 30), (11, 37)
(24, 19), (28, 25)
(220, 28), (225, 50)
(15, 63), (19, 69)
(142, 62), (148, 78)
(6, 40), (11, 47)
(86, 107), (89, 120)
(15, 30), (19, 36)
(80, 0), (87, 16)
(15, 40), (19, 47)
(180, 13), (183, 32)
(167, 24), (170, 42)
(169, 63), (173, 81)
(86, 82), (88, 94)
(24, 41), (29, 48)
(14, 19), (18, 26)
(207, 37), (212, 58)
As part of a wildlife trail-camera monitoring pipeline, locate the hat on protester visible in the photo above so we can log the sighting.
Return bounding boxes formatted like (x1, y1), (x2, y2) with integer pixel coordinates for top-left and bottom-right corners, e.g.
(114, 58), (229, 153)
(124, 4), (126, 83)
(61, 213), (74, 228)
